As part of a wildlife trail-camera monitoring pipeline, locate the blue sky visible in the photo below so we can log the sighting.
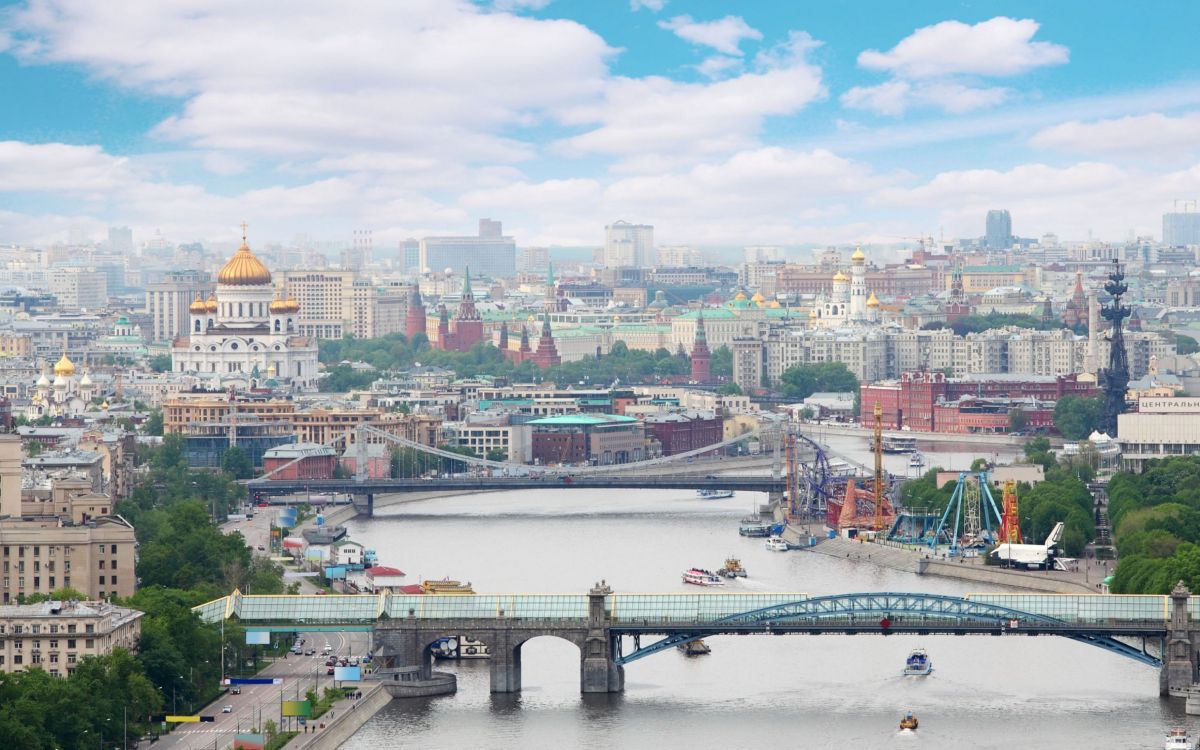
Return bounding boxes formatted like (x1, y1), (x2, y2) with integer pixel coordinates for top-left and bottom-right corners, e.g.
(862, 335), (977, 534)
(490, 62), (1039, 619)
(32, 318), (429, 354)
(1, 0), (1199, 250)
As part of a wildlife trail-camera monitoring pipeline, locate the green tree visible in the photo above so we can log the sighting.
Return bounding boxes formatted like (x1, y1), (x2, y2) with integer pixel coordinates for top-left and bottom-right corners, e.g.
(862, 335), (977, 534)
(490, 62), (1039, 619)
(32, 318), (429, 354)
(144, 409), (164, 437)
(221, 446), (254, 480)
(1177, 333), (1200, 355)
(1053, 395), (1101, 440)
(149, 354), (173, 372)
(710, 345), (732, 378)
(486, 448), (508, 462)
(779, 362), (858, 400)
(716, 382), (743, 396)
(1008, 408), (1029, 433)
(24, 440), (42, 457)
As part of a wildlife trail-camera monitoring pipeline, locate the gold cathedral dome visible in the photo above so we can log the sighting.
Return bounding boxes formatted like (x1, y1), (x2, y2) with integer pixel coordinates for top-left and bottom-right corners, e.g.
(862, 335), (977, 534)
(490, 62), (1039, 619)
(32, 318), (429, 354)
(189, 294), (207, 314)
(53, 353), (76, 377)
(218, 225), (272, 285)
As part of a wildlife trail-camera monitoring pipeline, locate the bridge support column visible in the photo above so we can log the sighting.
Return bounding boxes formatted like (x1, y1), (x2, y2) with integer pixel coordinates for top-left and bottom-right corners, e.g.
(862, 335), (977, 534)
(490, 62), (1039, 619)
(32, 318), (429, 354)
(490, 631), (522, 693)
(1163, 580), (1198, 696)
(581, 581), (624, 693)
(373, 626), (457, 699)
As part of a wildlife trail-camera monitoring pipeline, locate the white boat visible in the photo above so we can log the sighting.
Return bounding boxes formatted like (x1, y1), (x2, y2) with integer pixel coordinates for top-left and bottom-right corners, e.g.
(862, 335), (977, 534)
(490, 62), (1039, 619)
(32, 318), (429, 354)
(765, 536), (789, 552)
(1166, 728), (1196, 750)
(697, 488), (735, 499)
(908, 452), (925, 469)
(902, 648), (933, 676)
(682, 568), (725, 586)
(882, 435), (917, 454)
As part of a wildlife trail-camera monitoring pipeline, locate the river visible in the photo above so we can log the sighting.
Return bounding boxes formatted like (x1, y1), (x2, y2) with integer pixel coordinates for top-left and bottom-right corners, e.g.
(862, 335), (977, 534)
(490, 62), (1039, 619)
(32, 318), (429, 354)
(337, 481), (1185, 750)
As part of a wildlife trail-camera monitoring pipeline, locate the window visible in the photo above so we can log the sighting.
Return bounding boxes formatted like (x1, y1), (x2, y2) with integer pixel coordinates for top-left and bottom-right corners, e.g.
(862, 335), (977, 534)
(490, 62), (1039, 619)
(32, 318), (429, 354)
(67, 640), (76, 649)
(85, 624), (94, 634)
(98, 576), (105, 585)
(111, 545), (117, 554)
(67, 624), (76, 634)
(99, 560), (104, 570)
(13, 655), (22, 665)
(49, 639), (57, 648)
(110, 576), (117, 586)
(67, 654), (76, 664)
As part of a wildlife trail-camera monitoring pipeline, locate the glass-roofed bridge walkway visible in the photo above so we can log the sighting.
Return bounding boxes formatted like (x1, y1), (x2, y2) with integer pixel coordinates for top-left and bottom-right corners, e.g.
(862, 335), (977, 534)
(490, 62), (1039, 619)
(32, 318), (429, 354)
(195, 583), (1200, 697)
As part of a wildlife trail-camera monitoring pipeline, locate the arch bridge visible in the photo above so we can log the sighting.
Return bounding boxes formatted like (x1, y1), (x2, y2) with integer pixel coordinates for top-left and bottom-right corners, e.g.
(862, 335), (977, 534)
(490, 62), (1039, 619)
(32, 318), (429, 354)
(195, 584), (1199, 698)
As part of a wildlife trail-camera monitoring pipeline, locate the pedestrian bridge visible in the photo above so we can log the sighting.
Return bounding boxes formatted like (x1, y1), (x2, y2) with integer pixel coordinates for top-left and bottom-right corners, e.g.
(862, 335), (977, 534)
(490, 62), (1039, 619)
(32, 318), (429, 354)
(196, 587), (1192, 696)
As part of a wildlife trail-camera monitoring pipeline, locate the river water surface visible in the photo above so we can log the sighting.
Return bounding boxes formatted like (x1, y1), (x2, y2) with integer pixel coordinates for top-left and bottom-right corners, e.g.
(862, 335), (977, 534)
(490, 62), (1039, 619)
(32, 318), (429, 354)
(338, 479), (1184, 750)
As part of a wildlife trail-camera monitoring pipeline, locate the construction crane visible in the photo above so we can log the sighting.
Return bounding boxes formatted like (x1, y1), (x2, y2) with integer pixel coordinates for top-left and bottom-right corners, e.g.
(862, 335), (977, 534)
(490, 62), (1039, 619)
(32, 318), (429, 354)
(838, 402), (896, 533)
(1000, 480), (1023, 544)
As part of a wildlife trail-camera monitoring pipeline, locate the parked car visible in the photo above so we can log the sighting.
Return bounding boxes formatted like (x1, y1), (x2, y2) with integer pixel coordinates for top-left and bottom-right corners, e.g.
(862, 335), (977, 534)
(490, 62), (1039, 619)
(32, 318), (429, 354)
(222, 705), (233, 713)
(305, 648), (316, 656)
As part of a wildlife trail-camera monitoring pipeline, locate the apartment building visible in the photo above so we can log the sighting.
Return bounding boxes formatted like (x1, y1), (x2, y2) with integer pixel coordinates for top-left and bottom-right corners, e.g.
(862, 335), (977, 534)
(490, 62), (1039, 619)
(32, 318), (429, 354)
(0, 599), (142, 676)
(282, 271), (408, 339)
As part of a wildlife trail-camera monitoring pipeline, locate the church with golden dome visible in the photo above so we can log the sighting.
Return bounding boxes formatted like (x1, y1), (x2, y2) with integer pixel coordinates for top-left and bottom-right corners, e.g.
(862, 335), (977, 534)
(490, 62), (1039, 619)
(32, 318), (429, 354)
(25, 351), (95, 420)
(811, 246), (879, 328)
(170, 228), (318, 390)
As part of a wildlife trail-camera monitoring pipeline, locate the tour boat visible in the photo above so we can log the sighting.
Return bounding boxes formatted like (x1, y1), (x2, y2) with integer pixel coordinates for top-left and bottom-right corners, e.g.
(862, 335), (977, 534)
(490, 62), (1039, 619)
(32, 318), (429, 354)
(739, 522), (771, 537)
(765, 536), (789, 552)
(898, 712), (919, 733)
(1166, 728), (1196, 750)
(718, 557), (747, 578)
(697, 489), (735, 499)
(882, 435), (918, 454)
(902, 648), (933, 676)
(682, 568), (725, 586)
(676, 639), (711, 656)
(421, 578), (475, 594)
(908, 452), (925, 469)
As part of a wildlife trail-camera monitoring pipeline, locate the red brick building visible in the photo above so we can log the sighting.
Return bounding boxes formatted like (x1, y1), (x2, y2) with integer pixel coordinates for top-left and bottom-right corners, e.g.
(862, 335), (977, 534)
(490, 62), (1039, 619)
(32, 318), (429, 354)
(643, 412), (723, 456)
(860, 371), (1095, 433)
(262, 442), (338, 479)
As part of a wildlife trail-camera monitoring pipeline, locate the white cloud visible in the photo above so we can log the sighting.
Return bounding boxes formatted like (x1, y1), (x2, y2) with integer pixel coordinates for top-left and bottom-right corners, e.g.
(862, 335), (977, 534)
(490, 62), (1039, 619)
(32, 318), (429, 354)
(0, 141), (133, 193)
(630, 0), (666, 11)
(858, 17), (1068, 79)
(695, 55), (742, 79)
(658, 15), (762, 56)
(842, 80), (1009, 116)
(492, 0), (552, 10)
(845, 17), (1066, 116)
(556, 32), (823, 161)
(1030, 112), (1200, 157)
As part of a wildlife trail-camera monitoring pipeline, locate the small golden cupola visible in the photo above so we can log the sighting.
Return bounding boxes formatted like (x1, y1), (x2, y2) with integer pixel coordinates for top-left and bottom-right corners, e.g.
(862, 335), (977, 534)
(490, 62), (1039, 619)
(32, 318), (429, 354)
(852, 246), (866, 263)
(205, 294), (218, 313)
(189, 294), (207, 314)
(867, 292), (880, 308)
(217, 224), (272, 286)
(269, 290), (289, 315)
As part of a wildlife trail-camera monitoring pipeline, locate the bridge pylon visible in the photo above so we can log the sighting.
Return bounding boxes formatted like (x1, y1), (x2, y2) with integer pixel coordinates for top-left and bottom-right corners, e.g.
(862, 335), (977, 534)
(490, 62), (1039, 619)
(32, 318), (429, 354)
(1164, 580), (1199, 696)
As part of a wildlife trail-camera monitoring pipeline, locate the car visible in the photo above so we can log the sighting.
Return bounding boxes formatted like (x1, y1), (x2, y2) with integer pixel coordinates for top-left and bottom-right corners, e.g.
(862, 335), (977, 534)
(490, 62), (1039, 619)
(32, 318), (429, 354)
(222, 705), (233, 713)
(325, 659), (335, 667)
(326, 666), (335, 675)
(349, 657), (359, 665)
(230, 686), (241, 695)
(305, 648), (315, 656)
(256, 545), (266, 551)
(323, 645), (332, 653)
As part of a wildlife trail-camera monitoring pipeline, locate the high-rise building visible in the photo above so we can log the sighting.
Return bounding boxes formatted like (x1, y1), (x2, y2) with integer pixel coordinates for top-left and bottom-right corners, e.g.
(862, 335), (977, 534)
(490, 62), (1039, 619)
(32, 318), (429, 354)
(145, 270), (213, 343)
(656, 245), (700, 267)
(604, 221), (654, 268)
(420, 220), (516, 277)
(107, 226), (133, 255)
(1163, 208), (1200, 246)
(401, 238), (420, 272)
(985, 210), (1013, 250)
(282, 270), (407, 339)
(48, 268), (107, 311)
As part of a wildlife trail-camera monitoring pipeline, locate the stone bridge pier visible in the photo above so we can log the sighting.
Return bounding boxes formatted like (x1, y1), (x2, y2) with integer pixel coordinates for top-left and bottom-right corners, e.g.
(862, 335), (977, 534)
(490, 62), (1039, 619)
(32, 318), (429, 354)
(373, 582), (624, 698)
(1163, 580), (1199, 697)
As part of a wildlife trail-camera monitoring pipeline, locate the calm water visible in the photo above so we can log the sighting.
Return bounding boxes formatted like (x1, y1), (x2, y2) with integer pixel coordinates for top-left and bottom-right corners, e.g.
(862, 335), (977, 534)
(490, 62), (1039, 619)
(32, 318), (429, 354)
(339, 486), (1186, 750)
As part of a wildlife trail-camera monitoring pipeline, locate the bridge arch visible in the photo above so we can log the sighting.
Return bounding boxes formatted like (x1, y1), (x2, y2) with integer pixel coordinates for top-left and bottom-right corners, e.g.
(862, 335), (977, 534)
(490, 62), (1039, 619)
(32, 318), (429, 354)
(614, 592), (1161, 668)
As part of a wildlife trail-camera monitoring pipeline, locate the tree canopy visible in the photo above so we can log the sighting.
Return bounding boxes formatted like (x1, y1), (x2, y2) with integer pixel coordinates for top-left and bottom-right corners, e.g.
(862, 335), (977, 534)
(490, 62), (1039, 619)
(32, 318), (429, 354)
(779, 362), (858, 400)
(1107, 456), (1200, 593)
(1053, 395), (1101, 440)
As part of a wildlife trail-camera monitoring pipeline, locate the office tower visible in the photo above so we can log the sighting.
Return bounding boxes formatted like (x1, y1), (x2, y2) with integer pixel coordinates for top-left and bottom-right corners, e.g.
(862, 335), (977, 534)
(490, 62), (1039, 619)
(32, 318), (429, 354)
(1164, 204), (1200, 246)
(985, 210), (1013, 250)
(48, 268), (107, 311)
(604, 220), (654, 268)
(420, 220), (516, 277)
(282, 270), (406, 339)
(107, 226), (133, 254)
(145, 270), (214, 342)
(402, 238), (420, 272)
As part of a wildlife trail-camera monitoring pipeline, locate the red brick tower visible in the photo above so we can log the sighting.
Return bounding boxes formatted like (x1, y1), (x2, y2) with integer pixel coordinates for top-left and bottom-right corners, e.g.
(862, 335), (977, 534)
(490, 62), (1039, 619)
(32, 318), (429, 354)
(690, 310), (711, 383)
(451, 267), (484, 351)
(532, 312), (560, 368)
(405, 284), (426, 340)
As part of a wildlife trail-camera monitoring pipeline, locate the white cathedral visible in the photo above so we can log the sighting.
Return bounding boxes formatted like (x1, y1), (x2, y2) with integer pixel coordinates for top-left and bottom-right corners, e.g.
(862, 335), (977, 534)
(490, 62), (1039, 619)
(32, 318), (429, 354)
(810, 246), (880, 328)
(26, 353), (94, 420)
(171, 229), (318, 391)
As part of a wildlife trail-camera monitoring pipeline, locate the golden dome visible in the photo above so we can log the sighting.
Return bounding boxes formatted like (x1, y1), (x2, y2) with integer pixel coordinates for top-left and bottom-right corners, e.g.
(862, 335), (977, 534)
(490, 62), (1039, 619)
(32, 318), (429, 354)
(283, 296), (300, 313)
(832, 271), (849, 282)
(101, 400), (109, 410)
(867, 292), (880, 307)
(53, 353), (75, 377)
(751, 292), (765, 303)
(218, 232), (272, 286)
(205, 295), (218, 313)
(734, 291), (748, 301)
(768, 300), (782, 309)
(809, 308), (818, 319)
(851, 246), (866, 262)
(189, 294), (207, 314)
(269, 293), (289, 314)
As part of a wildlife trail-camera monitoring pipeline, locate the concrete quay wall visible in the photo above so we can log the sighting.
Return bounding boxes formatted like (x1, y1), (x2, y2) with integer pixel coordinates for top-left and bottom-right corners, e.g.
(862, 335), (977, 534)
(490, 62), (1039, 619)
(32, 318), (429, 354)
(285, 682), (390, 750)
(805, 536), (1094, 592)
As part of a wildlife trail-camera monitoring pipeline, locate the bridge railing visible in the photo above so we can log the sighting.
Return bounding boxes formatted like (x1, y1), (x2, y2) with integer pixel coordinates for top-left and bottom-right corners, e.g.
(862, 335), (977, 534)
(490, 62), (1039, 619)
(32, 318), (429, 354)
(609, 593), (809, 624)
(384, 595), (589, 620)
(967, 593), (1169, 624)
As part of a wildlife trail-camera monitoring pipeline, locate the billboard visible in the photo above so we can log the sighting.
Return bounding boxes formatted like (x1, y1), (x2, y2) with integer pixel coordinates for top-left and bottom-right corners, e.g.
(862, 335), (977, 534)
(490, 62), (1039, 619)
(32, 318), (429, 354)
(234, 733), (266, 750)
(281, 700), (312, 717)
(246, 631), (270, 645)
(324, 566), (347, 579)
(305, 548), (327, 561)
(276, 508), (298, 529)
(334, 666), (361, 681)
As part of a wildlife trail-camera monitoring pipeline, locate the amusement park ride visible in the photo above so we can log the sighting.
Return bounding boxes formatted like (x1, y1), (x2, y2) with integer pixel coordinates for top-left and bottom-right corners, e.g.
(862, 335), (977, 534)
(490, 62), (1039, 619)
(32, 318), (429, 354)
(827, 402), (896, 533)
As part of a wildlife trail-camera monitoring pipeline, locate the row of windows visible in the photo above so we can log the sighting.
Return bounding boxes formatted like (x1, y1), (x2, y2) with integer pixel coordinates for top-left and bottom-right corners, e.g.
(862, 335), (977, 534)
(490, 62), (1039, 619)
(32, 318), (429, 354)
(0, 653), (80, 665)
(4, 637), (92, 648)
(0, 623), (89, 634)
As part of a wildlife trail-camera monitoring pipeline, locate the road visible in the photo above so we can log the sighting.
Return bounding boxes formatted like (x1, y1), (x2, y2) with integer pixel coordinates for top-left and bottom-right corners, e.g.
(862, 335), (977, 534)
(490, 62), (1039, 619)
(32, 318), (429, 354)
(145, 512), (369, 749)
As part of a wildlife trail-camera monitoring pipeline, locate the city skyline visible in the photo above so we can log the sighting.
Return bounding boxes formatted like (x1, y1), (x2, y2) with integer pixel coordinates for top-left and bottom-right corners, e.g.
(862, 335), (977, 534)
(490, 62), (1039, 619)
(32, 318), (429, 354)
(2, 1), (1200, 247)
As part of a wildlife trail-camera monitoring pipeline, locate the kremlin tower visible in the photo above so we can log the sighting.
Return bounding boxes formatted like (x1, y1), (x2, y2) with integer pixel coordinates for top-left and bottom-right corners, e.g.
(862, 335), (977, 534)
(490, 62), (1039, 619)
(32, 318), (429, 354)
(690, 311), (711, 383)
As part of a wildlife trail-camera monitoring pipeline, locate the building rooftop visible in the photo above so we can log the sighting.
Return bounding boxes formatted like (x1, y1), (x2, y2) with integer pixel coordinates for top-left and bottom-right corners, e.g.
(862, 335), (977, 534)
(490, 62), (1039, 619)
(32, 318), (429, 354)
(527, 414), (640, 426)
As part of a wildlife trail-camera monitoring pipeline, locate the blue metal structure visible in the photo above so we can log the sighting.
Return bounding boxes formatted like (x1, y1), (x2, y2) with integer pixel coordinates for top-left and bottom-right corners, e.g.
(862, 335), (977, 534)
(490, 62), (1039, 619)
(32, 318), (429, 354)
(928, 471), (1005, 554)
(611, 592), (1163, 668)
